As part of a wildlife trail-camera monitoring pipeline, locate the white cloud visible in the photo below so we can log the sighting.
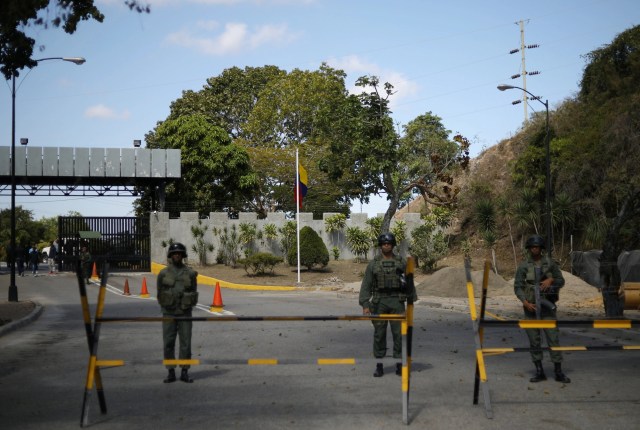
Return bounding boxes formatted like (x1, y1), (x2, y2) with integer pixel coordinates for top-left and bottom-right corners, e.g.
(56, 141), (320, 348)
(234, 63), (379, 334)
(85, 104), (131, 120)
(326, 55), (420, 109)
(166, 22), (296, 55)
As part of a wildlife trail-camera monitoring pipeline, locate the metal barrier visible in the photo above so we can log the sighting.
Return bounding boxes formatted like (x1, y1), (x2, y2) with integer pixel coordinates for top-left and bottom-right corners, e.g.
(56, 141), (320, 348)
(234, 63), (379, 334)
(466, 259), (640, 418)
(77, 261), (416, 427)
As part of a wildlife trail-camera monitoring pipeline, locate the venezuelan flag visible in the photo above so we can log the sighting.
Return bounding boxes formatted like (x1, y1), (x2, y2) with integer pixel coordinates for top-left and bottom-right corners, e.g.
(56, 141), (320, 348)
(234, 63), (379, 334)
(296, 163), (308, 209)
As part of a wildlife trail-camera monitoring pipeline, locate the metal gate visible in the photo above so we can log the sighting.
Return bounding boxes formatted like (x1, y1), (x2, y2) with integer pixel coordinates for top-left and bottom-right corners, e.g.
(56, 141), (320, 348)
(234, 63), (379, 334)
(58, 217), (150, 272)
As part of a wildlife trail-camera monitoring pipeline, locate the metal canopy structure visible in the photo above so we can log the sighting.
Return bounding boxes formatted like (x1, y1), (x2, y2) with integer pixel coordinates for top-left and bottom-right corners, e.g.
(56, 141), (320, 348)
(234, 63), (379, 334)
(0, 146), (181, 197)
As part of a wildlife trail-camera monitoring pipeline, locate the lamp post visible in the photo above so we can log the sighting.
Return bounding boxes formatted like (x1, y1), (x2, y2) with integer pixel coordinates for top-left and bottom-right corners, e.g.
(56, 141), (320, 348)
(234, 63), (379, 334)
(8, 57), (85, 302)
(497, 84), (552, 259)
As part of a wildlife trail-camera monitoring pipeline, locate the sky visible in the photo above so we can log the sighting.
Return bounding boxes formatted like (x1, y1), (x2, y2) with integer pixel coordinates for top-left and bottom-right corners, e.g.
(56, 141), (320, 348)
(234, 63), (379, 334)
(1, 0), (638, 220)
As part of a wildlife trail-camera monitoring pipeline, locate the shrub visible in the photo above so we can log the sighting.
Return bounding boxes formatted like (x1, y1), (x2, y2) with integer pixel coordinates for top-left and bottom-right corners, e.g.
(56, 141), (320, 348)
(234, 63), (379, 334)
(287, 226), (329, 270)
(238, 252), (284, 275)
(409, 222), (447, 273)
(346, 226), (370, 262)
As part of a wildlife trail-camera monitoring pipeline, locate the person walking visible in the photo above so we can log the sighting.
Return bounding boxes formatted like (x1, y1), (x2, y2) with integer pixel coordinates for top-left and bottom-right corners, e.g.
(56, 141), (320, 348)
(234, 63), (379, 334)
(29, 243), (39, 276)
(514, 234), (571, 383)
(157, 243), (199, 384)
(359, 233), (417, 377)
(48, 240), (59, 274)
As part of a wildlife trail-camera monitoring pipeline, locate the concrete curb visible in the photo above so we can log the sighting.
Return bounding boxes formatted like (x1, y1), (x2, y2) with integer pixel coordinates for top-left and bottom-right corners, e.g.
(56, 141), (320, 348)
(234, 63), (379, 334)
(0, 302), (44, 337)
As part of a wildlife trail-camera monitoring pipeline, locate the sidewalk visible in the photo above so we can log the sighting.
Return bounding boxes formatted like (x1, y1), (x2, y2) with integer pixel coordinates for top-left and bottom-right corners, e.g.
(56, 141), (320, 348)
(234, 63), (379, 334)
(0, 300), (43, 336)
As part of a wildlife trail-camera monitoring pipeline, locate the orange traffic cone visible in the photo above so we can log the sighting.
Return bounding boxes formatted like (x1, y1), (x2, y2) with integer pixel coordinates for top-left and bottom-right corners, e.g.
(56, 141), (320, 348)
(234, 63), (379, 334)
(210, 282), (224, 312)
(123, 278), (131, 296)
(91, 262), (99, 280)
(139, 277), (150, 298)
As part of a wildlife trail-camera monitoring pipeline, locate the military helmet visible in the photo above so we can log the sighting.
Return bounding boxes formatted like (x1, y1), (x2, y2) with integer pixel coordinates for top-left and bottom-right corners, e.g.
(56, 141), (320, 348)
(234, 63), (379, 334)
(377, 232), (397, 247)
(167, 242), (188, 258)
(525, 235), (545, 249)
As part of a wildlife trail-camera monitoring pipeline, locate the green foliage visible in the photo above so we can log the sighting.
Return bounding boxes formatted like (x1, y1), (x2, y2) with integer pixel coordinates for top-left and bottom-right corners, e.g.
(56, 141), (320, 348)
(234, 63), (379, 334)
(287, 226), (329, 270)
(580, 25), (640, 102)
(431, 206), (454, 229)
(390, 220), (407, 244)
(331, 246), (340, 261)
(136, 114), (255, 217)
(160, 238), (175, 249)
(263, 223), (278, 241)
(216, 224), (241, 268)
(324, 213), (347, 233)
(238, 252), (284, 276)
(0, 207), (47, 261)
(475, 199), (497, 235)
(238, 222), (258, 256)
(346, 226), (370, 262)
(190, 220), (214, 266)
(319, 75), (470, 233)
(365, 216), (383, 243)
(409, 222), (447, 273)
(278, 221), (297, 263)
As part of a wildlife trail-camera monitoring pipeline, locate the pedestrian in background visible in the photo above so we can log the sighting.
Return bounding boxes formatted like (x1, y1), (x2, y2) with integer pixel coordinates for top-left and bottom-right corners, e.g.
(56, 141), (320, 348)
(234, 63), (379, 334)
(48, 239), (59, 275)
(16, 243), (25, 277)
(359, 233), (417, 377)
(29, 243), (39, 276)
(157, 243), (199, 384)
(514, 234), (571, 384)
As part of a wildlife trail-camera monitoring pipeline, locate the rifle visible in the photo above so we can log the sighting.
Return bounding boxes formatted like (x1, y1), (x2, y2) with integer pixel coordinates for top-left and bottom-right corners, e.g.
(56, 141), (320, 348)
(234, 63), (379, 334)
(535, 270), (557, 319)
(535, 270), (542, 319)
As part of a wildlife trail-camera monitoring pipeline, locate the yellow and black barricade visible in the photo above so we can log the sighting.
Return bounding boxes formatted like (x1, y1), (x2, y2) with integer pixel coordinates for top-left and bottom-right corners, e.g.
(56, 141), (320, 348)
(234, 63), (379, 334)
(78, 263), (414, 426)
(466, 259), (640, 419)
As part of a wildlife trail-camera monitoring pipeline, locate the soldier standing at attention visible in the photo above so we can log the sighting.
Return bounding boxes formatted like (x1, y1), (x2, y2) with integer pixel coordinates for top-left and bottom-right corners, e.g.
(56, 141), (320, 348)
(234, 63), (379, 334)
(359, 233), (417, 377)
(79, 245), (92, 283)
(514, 234), (571, 383)
(157, 243), (199, 383)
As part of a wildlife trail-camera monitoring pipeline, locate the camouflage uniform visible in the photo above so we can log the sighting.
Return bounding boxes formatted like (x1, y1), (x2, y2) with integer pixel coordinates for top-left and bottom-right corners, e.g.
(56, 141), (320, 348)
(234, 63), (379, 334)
(359, 254), (417, 359)
(514, 253), (565, 363)
(157, 260), (198, 370)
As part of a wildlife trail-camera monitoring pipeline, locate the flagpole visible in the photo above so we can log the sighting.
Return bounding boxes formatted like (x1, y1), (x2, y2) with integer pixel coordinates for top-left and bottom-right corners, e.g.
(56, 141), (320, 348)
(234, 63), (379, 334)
(296, 149), (301, 283)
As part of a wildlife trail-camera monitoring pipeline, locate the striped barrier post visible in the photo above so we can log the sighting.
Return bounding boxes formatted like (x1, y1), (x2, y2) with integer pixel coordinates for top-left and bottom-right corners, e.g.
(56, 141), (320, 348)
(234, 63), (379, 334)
(466, 259), (640, 419)
(78, 263), (412, 426)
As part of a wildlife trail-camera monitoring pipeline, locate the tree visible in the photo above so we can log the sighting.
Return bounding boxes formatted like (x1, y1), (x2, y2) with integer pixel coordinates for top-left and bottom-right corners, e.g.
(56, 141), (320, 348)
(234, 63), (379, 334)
(167, 65), (286, 140)
(553, 25), (640, 315)
(0, 207), (43, 261)
(0, 0), (149, 79)
(135, 114), (256, 217)
(321, 76), (470, 233)
(241, 64), (358, 217)
(166, 64), (357, 218)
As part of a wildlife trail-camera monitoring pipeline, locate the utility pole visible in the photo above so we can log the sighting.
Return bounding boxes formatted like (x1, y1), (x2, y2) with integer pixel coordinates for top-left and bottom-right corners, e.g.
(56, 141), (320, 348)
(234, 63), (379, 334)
(508, 20), (540, 123)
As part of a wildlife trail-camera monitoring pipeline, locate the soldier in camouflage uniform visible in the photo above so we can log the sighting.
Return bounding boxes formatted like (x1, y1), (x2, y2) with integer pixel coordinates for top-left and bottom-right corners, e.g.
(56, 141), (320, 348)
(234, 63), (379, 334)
(359, 233), (417, 377)
(514, 234), (571, 383)
(157, 243), (199, 383)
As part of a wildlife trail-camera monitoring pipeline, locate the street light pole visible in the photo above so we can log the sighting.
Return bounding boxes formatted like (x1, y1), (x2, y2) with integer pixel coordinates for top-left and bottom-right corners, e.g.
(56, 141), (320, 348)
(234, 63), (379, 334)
(498, 84), (552, 259)
(7, 56), (85, 302)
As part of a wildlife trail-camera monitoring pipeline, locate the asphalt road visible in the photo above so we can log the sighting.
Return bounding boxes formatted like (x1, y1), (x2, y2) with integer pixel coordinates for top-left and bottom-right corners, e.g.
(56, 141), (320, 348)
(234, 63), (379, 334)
(1, 272), (639, 429)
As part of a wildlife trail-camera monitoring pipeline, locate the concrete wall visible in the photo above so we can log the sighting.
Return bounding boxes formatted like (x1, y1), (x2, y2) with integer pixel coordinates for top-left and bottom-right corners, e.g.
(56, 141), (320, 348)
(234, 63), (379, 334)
(150, 212), (424, 264)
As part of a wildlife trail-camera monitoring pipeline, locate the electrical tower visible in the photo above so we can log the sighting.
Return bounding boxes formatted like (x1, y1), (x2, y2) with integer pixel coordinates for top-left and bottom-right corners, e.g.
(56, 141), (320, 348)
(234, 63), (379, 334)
(508, 19), (541, 123)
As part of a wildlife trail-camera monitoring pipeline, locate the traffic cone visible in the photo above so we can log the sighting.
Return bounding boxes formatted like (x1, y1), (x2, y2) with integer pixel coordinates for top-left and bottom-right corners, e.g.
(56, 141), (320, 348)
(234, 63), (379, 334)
(139, 277), (150, 298)
(210, 282), (224, 312)
(91, 262), (99, 280)
(123, 278), (131, 296)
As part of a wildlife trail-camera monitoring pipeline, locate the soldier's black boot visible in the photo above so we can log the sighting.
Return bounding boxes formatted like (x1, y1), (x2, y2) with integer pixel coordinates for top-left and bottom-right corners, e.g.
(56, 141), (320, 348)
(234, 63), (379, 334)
(373, 363), (384, 377)
(530, 361), (547, 382)
(554, 363), (571, 383)
(395, 362), (402, 376)
(163, 368), (176, 383)
(180, 368), (194, 383)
